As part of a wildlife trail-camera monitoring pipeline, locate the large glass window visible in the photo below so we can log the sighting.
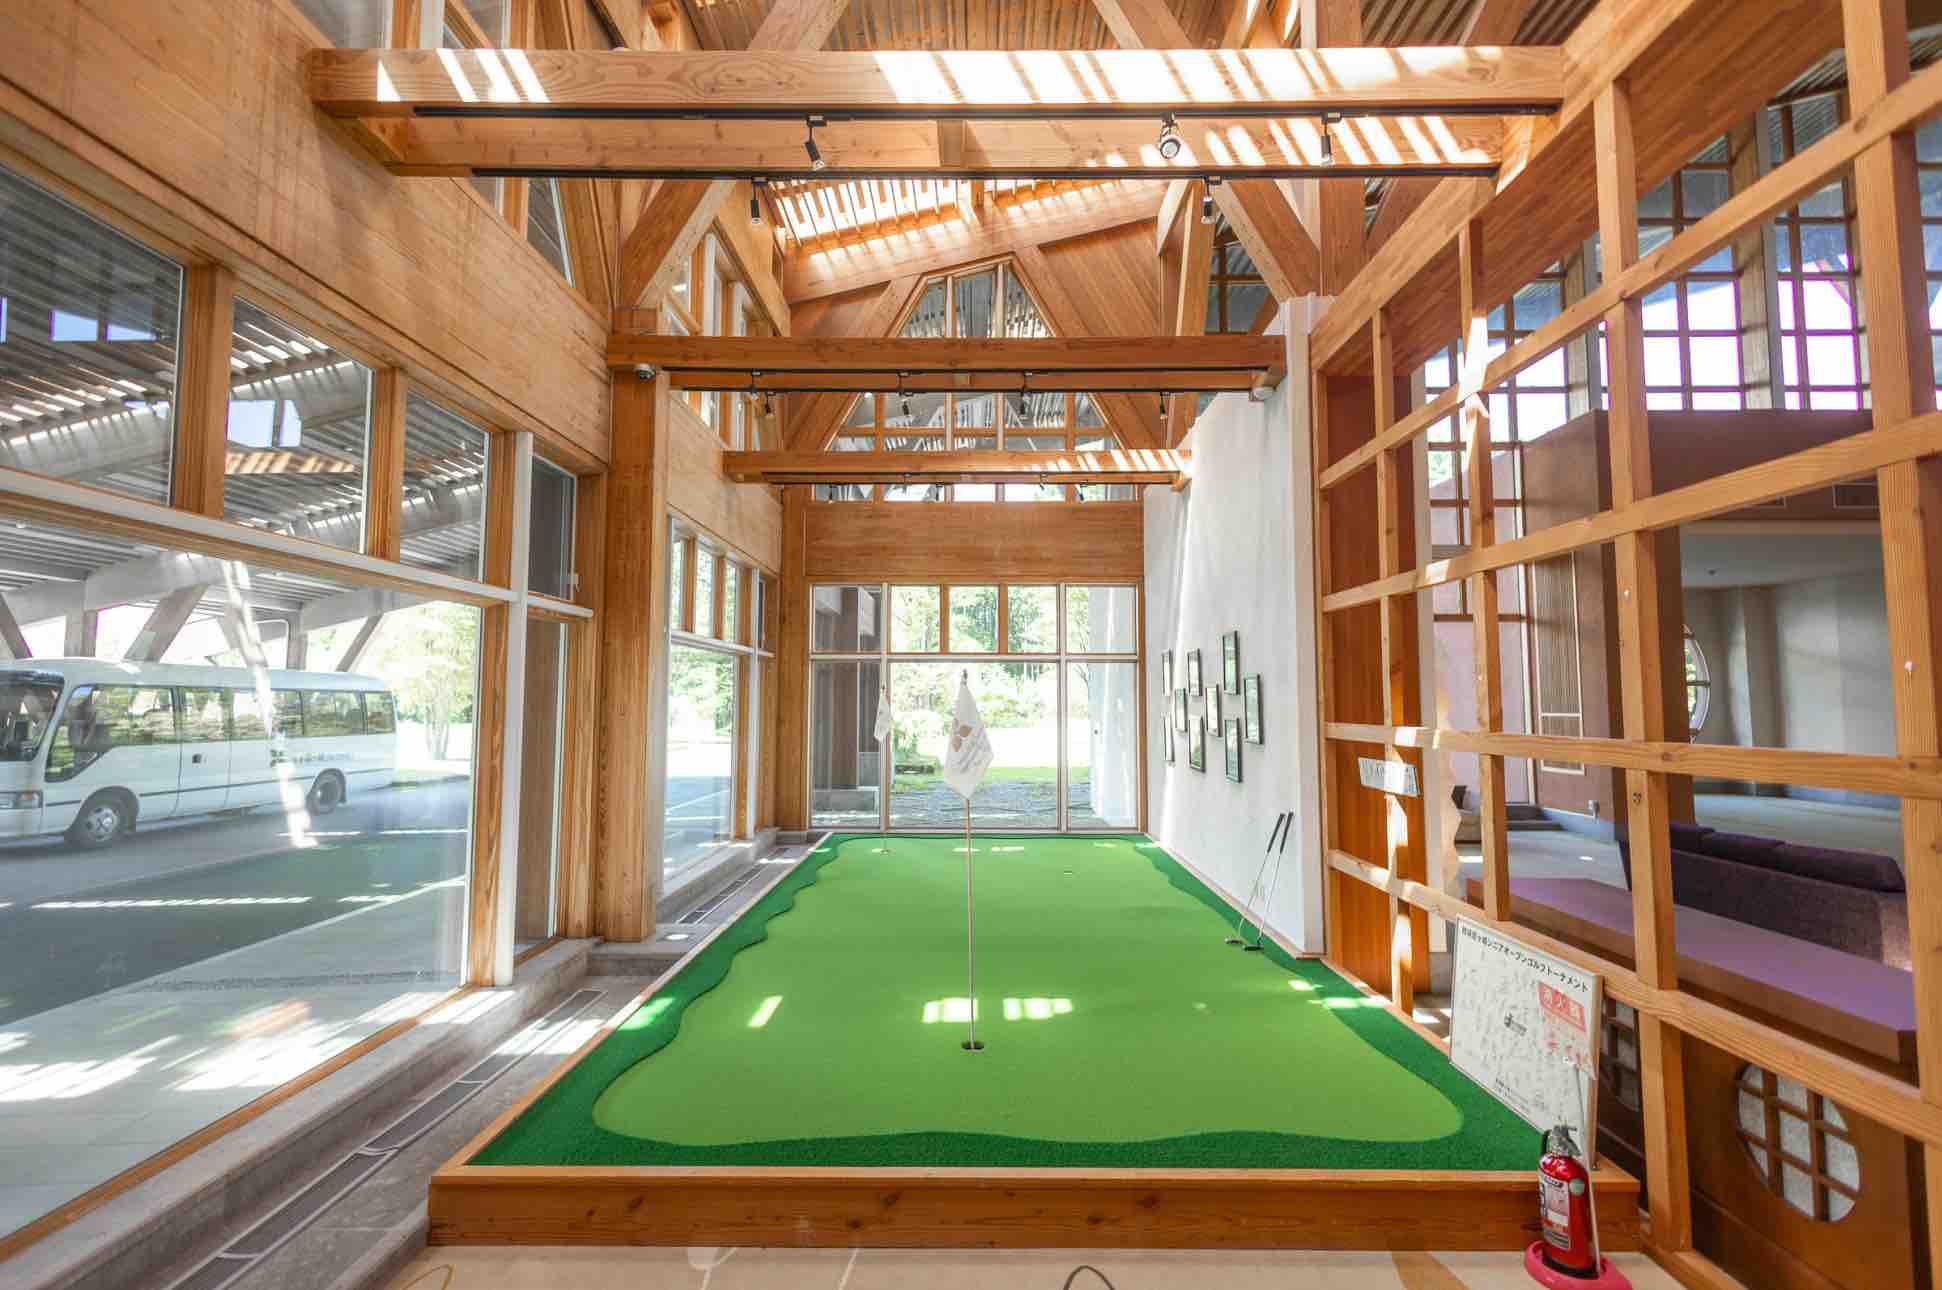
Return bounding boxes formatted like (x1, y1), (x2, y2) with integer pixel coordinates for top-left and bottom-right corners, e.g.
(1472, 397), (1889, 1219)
(0, 519), (478, 1238)
(526, 178), (573, 284)
(225, 298), (372, 548)
(664, 644), (736, 877)
(1208, 221), (1270, 333)
(287, 0), (388, 46)
(400, 392), (490, 579)
(1768, 98), (1862, 410)
(810, 582), (1141, 832)
(0, 165), (183, 504)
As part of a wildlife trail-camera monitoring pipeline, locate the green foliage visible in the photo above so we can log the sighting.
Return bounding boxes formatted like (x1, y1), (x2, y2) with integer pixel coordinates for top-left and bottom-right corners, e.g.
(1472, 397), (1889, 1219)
(361, 603), (479, 759)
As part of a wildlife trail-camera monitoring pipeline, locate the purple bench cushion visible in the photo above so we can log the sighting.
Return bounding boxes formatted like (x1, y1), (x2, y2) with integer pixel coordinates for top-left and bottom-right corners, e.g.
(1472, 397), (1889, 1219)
(1696, 831), (1785, 866)
(1767, 842), (1906, 893)
(1669, 821), (1715, 852)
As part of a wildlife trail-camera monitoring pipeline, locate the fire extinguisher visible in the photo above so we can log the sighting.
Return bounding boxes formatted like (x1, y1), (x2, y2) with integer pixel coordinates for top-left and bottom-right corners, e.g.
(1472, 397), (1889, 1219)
(1537, 1124), (1598, 1278)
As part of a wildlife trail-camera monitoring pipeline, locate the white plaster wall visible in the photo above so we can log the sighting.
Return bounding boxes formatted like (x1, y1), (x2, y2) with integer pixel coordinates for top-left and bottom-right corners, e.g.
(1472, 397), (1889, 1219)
(1143, 308), (1324, 951)
(1773, 569), (1894, 758)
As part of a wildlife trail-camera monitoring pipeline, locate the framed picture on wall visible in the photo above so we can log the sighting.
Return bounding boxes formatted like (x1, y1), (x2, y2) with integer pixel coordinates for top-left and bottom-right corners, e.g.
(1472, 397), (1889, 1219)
(1243, 674), (1263, 744)
(1187, 649), (1203, 696)
(1162, 650), (1174, 695)
(1188, 717), (1206, 771)
(1224, 719), (1243, 782)
(1222, 631), (1241, 693)
(1174, 688), (1189, 733)
(1162, 717), (1175, 764)
(1209, 686), (1223, 728)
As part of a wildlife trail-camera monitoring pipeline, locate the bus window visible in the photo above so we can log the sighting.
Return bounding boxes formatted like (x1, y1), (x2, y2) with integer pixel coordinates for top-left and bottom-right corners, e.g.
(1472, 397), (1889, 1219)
(179, 688), (229, 741)
(0, 673), (61, 761)
(274, 690), (305, 739)
(231, 688), (269, 740)
(47, 685), (176, 780)
(305, 690), (362, 736)
(363, 692), (397, 734)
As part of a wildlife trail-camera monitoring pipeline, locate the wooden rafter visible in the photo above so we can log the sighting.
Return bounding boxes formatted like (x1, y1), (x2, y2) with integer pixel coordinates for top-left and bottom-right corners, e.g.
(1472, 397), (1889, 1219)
(719, 448), (1191, 485)
(608, 334), (1285, 380)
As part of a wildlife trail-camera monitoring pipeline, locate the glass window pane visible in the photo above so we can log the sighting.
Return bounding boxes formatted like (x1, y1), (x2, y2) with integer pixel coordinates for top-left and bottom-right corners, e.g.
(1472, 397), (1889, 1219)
(811, 658), (883, 828)
(664, 644), (736, 877)
(1067, 661), (1139, 828)
(1006, 586), (1057, 652)
(811, 585), (882, 653)
(900, 279), (947, 338)
(0, 165), (184, 504)
(525, 177), (572, 283)
(953, 269), (996, 339)
(1066, 585), (1137, 653)
(0, 520), (475, 1234)
(1685, 276), (1740, 331)
(287, 0), (388, 45)
(891, 585), (940, 652)
(888, 660), (1057, 829)
(460, 0), (507, 42)
(722, 560), (740, 642)
(528, 457), (576, 599)
(1224, 282), (1269, 332)
(515, 619), (567, 949)
(224, 299), (371, 549)
(949, 586), (998, 652)
(1001, 268), (1051, 339)
(669, 537), (685, 629)
(954, 394), (997, 432)
(844, 394), (877, 429)
(693, 549), (715, 635)
(400, 393), (489, 578)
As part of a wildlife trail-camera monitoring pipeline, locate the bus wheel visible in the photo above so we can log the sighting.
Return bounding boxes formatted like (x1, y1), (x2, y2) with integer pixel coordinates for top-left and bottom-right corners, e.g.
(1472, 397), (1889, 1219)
(307, 771), (345, 816)
(67, 791), (132, 849)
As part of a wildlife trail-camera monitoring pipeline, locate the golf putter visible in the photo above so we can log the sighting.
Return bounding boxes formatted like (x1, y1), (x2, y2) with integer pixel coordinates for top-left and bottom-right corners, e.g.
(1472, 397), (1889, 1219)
(1244, 812), (1295, 952)
(1228, 812), (1291, 946)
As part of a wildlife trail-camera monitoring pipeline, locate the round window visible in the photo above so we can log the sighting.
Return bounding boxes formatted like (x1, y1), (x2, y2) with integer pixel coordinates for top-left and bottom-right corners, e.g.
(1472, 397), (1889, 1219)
(1735, 1063), (1859, 1221)
(1684, 627), (1711, 736)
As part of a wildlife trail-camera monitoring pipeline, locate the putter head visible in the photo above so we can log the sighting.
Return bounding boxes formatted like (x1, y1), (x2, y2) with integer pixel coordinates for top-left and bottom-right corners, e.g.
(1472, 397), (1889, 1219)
(1224, 935), (1244, 945)
(1242, 943), (1265, 952)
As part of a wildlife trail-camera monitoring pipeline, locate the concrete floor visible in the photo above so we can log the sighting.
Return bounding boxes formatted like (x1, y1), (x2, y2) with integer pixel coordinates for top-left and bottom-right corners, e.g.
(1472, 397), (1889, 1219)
(387, 1247), (1685, 1289)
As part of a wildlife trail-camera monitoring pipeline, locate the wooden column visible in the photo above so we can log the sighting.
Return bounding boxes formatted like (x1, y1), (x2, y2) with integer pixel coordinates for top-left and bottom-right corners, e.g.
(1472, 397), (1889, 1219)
(1594, 77), (1692, 1254)
(1457, 222), (1511, 923)
(170, 263), (236, 519)
(732, 561), (754, 837)
(1842, 0), (1942, 1274)
(366, 369), (409, 562)
(596, 372), (672, 941)
(1307, 0), (1368, 295)
(557, 472), (606, 939)
(1729, 117), (1784, 410)
(1371, 307), (1422, 1012)
(468, 430), (532, 987)
(774, 486), (810, 829)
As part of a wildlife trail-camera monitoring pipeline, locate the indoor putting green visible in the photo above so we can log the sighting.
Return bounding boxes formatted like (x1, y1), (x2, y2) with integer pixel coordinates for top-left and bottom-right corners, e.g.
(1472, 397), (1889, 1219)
(474, 834), (1539, 1170)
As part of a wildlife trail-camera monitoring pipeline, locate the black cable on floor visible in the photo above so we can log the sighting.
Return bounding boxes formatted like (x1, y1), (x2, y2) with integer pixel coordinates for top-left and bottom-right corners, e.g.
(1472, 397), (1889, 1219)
(1062, 1265), (1117, 1290)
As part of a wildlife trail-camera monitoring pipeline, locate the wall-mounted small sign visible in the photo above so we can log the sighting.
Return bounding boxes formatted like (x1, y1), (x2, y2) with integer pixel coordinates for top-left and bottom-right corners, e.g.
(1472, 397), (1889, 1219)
(1357, 757), (1419, 797)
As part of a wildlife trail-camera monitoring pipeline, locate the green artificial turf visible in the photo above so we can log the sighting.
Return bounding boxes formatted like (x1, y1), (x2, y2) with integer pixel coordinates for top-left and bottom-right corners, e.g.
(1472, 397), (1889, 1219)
(473, 834), (1539, 1170)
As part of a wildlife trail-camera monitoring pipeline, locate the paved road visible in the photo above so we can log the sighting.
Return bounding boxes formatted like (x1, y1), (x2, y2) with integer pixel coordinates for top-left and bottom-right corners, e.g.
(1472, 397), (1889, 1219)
(0, 778), (472, 1026)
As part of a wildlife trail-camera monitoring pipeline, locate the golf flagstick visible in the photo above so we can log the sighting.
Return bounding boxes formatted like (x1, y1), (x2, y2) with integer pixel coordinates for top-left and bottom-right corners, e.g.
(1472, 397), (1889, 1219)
(1244, 812), (1296, 952)
(942, 670), (992, 1053)
(1228, 813), (1291, 945)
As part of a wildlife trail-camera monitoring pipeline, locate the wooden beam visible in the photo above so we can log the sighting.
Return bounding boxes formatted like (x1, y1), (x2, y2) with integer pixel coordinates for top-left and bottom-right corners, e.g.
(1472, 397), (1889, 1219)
(1842, 0), (1942, 1278)
(1087, 0), (1320, 299)
(309, 46), (1568, 117)
(595, 372), (673, 942)
(1307, 0), (1367, 295)
(720, 448), (1189, 484)
(615, 0), (852, 307)
(378, 113), (1505, 179)
(613, 334), (1285, 376)
(365, 368), (409, 561)
(784, 274), (922, 451)
(787, 182), (1164, 303)
(1166, 186), (1215, 442)
(1364, 0), (1539, 255)
(683, 369), (1264, 394)
(170, 264), (237, 519)
(774, 486), (809, 828)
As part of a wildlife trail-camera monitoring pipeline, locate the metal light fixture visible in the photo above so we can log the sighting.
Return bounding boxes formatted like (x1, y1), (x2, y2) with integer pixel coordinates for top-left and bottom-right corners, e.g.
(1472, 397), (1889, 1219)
(1157, 113), (1182, 161)
(1013, 372), (1031, 423)
(750, 179), (765, 225)
(804, 117), (826, 171)
(1320, 113), (1339, 167)
(1200, 176), (1221, 225)
(1159, 391), (1171, 418)
(898, 371), (912, 421)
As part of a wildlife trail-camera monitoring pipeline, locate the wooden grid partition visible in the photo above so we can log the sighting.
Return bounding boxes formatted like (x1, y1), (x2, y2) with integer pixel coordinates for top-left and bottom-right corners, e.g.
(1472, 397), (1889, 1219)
(1308, 0), (1942, 1285)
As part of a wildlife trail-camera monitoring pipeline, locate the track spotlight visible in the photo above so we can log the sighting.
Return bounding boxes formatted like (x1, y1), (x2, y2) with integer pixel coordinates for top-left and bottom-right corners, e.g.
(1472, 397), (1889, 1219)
(1320, 113), (1339, 167)
(1200, 176), (1221, 225)
(804, 117), (826, 171)
(1160, 392), (1171, 418)
(750, 179), (765, 225)
(901, 393), (913, 419)
(1157, 113), (1182, 161)
(761, 393), (773, 418)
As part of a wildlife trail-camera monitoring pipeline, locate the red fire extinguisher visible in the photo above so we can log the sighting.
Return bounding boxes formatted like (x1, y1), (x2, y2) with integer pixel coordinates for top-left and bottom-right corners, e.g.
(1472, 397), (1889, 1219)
(1537, 1125), (1597, 1277)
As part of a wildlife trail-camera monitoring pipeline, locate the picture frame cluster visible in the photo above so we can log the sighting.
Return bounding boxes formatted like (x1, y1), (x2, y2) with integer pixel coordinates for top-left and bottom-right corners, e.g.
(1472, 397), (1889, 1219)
(1161, 632), (1262, 785)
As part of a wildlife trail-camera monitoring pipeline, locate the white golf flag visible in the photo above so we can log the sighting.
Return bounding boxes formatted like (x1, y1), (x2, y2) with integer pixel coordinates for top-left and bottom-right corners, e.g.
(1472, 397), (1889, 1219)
(941, 672), (994, 801)
(873, 679), (892, 744)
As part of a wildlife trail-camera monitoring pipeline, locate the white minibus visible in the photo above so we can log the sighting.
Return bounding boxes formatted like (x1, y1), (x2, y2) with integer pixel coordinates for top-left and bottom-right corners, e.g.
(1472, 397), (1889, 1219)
(0, 661), (399, 849)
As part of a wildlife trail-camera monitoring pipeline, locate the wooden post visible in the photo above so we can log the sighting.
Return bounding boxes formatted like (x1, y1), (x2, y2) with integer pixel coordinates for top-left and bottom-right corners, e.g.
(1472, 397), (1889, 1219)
(1594, 76), (1692, 1254)
(171, 263), (236, 519)
(557, 472), (605, 939)
(596, 372), (673, 942)
(1457, 222), (1511, 924)
(1371, 307), (1416, 1013)
(467, 430), (531, 987)
(1842, 0), (1942, 1276)
(774, 486), (810, 829)
(366, 369), (408, 562)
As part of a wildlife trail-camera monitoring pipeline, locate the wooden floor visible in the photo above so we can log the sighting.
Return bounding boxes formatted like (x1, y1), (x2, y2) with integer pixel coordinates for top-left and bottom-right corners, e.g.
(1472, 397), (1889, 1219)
(427, 1161), (1643, 1249)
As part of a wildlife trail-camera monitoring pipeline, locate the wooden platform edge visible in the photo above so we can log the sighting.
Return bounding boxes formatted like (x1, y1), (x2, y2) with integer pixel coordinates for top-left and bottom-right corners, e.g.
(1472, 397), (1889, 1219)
(426, 1159), (1641, 1249)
